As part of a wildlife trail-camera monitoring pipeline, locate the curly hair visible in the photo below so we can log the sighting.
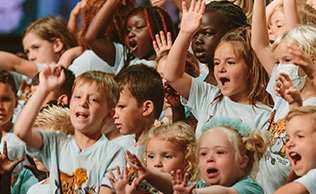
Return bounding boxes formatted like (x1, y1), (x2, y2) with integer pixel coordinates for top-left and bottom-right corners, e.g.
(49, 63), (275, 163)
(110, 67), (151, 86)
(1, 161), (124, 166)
(143, 122), (199, 181)
(78, 0), (136, 50)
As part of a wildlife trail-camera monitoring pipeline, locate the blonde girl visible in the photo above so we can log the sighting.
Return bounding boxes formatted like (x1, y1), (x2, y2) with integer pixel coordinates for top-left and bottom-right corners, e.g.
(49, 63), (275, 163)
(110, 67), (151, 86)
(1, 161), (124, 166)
(108, 122), (198, 194)
(171, 116), (269, 194)
(164, 0), (272, 138)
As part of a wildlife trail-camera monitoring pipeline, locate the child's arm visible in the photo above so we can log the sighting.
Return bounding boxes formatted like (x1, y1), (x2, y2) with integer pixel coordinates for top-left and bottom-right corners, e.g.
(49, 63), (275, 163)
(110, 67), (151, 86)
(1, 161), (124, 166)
(14, 65), (65, 149)
(85, 0), (121, 66)
(67, 0), (87, 37)
(272, 182), (308, 194)
(58, 46), (84, 68)
(165, 83), (186, 122)
(153, 31), (173, 57)
(108, 165), (137, 194)
(164, 0), (205, 100)
(171, 170), (196, 194)
(265, 0), (283, 24)
(125, 150), (174, 194)
(284, 0), (300, 30)
(251, 0), (275, 76)
(0, 51), (39, 78)
(273, 72), (302, 110)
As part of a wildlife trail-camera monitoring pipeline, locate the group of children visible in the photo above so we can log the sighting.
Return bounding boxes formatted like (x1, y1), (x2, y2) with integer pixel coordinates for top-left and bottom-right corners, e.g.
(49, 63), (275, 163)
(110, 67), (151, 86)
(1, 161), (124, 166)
(1, 0), (316, 193)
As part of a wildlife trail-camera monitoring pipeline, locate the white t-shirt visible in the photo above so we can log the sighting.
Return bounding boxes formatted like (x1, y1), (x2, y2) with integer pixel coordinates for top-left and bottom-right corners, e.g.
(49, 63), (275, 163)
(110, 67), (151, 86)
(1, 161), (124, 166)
(26, 179), (49, 194)
(26, 130), (126, 192)
(295, 168), (316, 194)
(181, 77), (272, 138)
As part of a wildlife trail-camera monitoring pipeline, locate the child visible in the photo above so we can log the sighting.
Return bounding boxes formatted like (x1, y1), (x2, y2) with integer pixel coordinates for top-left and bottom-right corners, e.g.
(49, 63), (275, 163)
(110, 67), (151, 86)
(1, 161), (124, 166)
(164, 0), (272, 138)
(0, 70), (26, 189)
(14, 66), (125, 193)
(273, 106), (316, 194)
(114, 64), (164, 159)
(124, 116), (269, 194)
(85, 0), (176, 72)
(255, 24), (316, 193)
(109, 121), (198, 193)
(156, 50), (199, 125)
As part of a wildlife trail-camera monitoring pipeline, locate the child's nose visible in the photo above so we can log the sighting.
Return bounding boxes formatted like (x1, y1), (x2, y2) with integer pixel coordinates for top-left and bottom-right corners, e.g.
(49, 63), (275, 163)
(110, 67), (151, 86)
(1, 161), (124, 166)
(154, 158), (163, 168)
(194, 34), (203, 45)
(79, 99), (88, 107)
(28, 52), (36, 61)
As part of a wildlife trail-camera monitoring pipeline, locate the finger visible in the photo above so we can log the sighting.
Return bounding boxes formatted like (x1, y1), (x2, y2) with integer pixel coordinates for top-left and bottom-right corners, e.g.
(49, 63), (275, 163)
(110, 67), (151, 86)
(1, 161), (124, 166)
(153, 41), (159, 54)
(170, 171), (176, 185)
(2, 141), (7, 156)
(166, 32), (172, 48)
(109, 170), (116, 181)
(156, 33), (163, 46)
(189, 0), (195, 11)
(124, 165), (129, 180)
(176, 169), (182, 184)
(116, 165), (122, 179)
(194, 0), (202, 12)
(182, 1), (188, 14)
(189, 183), (197, 192)
(183, 173), (189, 186)
(159, 31), (167, 45)
(11, 158), (24, 169)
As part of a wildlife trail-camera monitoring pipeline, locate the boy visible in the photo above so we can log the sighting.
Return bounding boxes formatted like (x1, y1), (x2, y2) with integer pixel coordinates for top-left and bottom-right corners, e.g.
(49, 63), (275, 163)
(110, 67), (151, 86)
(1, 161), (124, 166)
(273, 105), (316, 194)
(14, 65), (125, 193)
(114, 64), (164, 158)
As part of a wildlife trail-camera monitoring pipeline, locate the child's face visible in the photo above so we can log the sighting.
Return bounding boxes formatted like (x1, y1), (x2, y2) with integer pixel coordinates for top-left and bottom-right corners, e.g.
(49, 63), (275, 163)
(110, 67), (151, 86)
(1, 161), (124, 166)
(23, 32), (61, 64)
(146, 137), (185, 173)
(213, 42), (250, 103)
(191, 12), (227, 66)
(286, 115), (316, 176)
(199, 129), (243, 186)
(125, 10), (155, 60)
(114, 88), (145, 135)
(268, 10), (285, 44)
(274, 42), (306, 78)
(0, 83), (17, 128)
(70, 82), (112, 137)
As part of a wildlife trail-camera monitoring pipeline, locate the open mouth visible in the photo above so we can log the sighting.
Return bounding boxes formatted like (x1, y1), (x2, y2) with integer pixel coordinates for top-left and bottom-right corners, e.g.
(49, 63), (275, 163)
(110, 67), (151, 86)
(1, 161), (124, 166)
(207, 169), (218, 173)
(76, 112), (88, 118)
(289, 152), (301, 167)
(129, 41), (138, 52)
(219, 77), (230, 87)
(194, 48), (206, 58)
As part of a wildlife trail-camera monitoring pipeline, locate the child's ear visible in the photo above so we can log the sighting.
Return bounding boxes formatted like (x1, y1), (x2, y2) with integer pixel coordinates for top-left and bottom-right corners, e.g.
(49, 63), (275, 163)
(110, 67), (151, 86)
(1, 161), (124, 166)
(142, 100), (154, 117)
(239, 155), (249, 169)
(57, 94), (69, 106)
(53, 38), (64, 54)
(311, 57), (316, 65)
(104, 108), (115, 121)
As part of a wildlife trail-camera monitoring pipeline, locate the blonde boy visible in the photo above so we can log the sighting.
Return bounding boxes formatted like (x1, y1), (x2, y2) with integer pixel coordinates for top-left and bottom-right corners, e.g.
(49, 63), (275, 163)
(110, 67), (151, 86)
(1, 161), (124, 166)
(274, 106), (316, 194)
(14, 66), (125, 193)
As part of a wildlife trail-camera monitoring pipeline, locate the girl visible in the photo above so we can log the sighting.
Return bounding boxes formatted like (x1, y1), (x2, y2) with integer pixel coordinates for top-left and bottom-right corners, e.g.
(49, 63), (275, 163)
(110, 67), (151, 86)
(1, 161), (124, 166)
(171, 116), (269, 194)
(164, 0), (273, 138)
(85, 0), (176, 72)
(108, 121), (198, 194)
(255, 24), (316, 193)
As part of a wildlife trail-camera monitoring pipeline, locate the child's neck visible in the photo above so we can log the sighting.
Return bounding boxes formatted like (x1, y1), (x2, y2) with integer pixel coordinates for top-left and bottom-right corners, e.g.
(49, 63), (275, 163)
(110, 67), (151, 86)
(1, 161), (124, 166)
(301, 80), (316, 101)
(1, 122), (13, 137)
(74, 132), (102, 151)
(134, 122), (153, 147)
(204, 69), (217, 86)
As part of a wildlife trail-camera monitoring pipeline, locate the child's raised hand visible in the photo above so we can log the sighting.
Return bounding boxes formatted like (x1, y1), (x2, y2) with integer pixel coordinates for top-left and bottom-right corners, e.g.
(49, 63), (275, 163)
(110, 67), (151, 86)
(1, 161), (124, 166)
(274, 72), (303, 107)
(39, 65), (65, 92)
(165, 83), (181, 108)
(180, 0), (206, 35)
(0, 141), (24, 175)
(23, 154), (47, 181)
(171, 170), (196, 194)
(153, 31), (173, 57)
(108, 165), (137, 194)
(125, 150), (148, 184)
(288, 45), (316, 86)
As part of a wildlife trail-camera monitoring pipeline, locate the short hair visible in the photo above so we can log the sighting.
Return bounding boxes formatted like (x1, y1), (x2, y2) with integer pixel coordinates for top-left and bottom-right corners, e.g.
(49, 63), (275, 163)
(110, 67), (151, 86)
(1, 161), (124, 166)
(22, 16), (78, 55)
(205, 1), (248, 34)
(272, 24), (316, 58)
(199, 123), (269, 178)
(78, 0), (136, 49)
(156, 50), (200, 78)
(33, 105), (74, 135)
(31, 67), (75, 101)
(73, 71), (120, 109)
(218, 26), (273, 107)
(0, 70), (17, 94)
(143, 122), (198, 181)
(115, 64), (164, 119)
(285, 105), (316, 124)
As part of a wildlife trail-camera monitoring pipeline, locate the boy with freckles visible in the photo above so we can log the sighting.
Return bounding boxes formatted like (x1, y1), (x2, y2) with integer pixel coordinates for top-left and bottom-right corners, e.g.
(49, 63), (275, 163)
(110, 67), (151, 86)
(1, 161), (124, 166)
(274, 106), (316, 194)
(14, 65), (125, 193)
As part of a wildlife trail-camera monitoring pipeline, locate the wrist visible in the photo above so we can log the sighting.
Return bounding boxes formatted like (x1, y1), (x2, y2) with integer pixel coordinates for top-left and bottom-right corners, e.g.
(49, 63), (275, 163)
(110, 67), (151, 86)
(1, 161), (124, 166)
(192, 188), (199, 194)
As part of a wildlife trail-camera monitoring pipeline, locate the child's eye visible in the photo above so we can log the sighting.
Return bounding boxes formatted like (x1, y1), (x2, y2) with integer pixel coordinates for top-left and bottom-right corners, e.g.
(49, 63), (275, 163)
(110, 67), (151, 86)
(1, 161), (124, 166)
(275, 61), (280, 65)
(2, 97), (11, 102)
(117, 105), (125, 109)
(217, 151), (224, 155)
(147, 155), (154, 159)
(74, 96), (81, 99)
(228, 61), (235, 65)
(200, 152), (207, 156)
(136, 26), (145, 30)
(90, 98), (98, 102)
(205, 32), (214, 37)
(214, 61), (220, 66)
(164, 154), (172, 159)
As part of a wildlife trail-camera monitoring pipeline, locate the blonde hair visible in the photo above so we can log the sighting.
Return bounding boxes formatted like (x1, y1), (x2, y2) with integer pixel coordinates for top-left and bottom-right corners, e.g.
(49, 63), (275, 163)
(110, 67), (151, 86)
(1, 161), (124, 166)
(285, 105), (316, 124)
(73, 71), (120, 109)
(22, 16), (77, 55)
(218, 26), (273, 107)
(198, 126), (269, 178)
(143, 122), (198, 181)
(271, 24), (316, 58)
(33, 105), (74, 135)
(156, 50), (200, 78)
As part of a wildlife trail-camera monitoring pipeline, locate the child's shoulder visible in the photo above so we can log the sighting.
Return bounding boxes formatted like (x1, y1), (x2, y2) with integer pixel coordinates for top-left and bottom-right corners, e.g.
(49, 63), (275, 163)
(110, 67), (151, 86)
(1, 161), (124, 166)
(294, 168), (316, 193)
(232, 176), (264, 194)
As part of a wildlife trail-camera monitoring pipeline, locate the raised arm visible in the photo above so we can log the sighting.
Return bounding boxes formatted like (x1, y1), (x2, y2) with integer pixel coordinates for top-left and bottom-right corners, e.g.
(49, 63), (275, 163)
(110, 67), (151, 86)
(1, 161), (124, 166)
(273, 182), (308, 194)
(67, 0), (87, 37)
(251, 0), (275, 76)
(164, 0), (205, 100)
(58, 46), (84, 68)
(284, 0), (300, 30)
(14, 65), (65, 149)
(0, 51), (38, 78)
(85, 0), (121, 66)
